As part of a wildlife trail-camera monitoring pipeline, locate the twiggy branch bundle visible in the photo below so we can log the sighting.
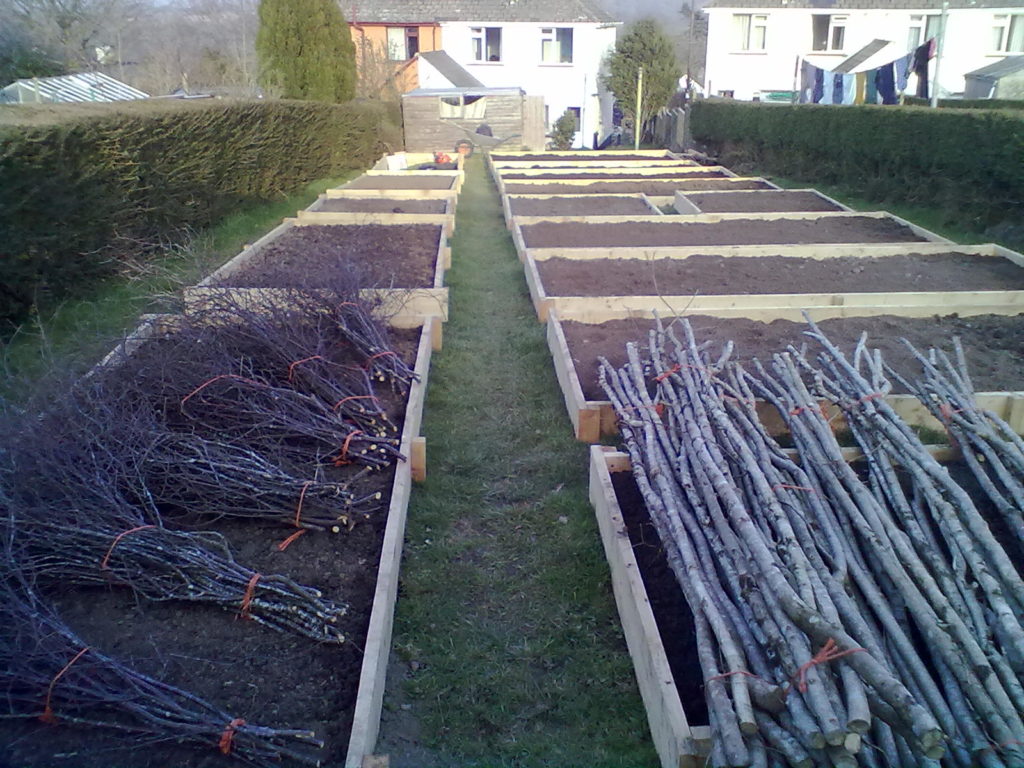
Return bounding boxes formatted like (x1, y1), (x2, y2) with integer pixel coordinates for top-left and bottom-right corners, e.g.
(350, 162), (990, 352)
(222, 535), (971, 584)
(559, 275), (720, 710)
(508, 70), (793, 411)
(599, 316), (1024, 768)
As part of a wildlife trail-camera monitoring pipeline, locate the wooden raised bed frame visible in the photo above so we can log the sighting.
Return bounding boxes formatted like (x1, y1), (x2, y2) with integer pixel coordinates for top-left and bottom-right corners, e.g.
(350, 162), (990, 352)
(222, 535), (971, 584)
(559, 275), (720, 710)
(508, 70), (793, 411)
(546, 310), (1024, 443)
(94, 311), (439, 768)
(589, 445), (711, 768)
(304, 194), (457, 233)
(521, 245), (1024, 324)
(501, 193), (662, 229)
(673, 188), (851, 214)
(183, 218), (451, 327)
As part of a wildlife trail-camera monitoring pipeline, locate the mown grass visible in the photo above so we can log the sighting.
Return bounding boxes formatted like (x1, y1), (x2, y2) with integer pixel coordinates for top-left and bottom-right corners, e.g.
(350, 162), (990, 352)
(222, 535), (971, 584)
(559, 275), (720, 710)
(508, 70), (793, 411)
(385, 156), (657, 767)
(0, 172), (359, 393)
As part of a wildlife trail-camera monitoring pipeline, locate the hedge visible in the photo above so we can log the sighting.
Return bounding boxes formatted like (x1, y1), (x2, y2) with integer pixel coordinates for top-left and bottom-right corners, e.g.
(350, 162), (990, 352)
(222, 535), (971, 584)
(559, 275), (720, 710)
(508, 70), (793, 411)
(903, 96), (1024, 110)
(690, 100), (1024, 232)
(0, 98), (399, 324)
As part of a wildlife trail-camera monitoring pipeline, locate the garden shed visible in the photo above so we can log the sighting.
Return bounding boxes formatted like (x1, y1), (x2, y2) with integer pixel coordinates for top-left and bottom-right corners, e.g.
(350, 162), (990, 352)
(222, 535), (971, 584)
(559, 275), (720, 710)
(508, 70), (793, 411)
(964, 56), (1024, 99)
(401, 86), (545, 152)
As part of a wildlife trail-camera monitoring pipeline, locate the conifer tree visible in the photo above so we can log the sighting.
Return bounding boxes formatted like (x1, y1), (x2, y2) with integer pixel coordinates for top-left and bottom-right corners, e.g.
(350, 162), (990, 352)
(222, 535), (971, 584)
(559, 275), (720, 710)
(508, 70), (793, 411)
(602, 19), (681, 133)
(256, 0), (356, 102)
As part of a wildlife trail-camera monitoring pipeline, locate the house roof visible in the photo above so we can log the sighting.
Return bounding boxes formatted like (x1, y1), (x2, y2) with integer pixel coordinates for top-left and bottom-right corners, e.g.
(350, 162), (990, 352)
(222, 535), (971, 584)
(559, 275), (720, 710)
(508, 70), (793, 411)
(0, 71), (148, 104)
(704, 0), (1020, 9)
(403, 86), (524, 97)
(417, 50), (485, 87)
(966, 55), (1024, 81)
(344, 0), (616, 24)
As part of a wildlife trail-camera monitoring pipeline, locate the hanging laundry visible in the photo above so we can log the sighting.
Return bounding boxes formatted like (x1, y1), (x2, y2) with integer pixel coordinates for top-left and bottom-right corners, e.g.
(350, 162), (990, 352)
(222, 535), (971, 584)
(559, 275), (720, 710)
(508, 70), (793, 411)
(875, 63), (897, 104)
(895, 54), (911, 92)
(912, 40), (931, 98)
(865, 69), (879, 104)
(842, 74), (856, 105)
(854, 72), (868, 104)
(822, 70), (835, 104)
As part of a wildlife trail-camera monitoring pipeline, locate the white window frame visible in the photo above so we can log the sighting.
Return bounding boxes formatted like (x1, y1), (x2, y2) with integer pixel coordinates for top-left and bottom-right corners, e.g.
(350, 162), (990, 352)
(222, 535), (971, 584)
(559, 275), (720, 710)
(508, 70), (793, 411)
(471, 26), (502, 62)
(812, 14), (847, 52)
(541, 27), (574, 63)
(734, 14), (767, 52)
(992, 14), (1024, 54)
(386, 27), (406, 61)
(907, 14), (941, 50)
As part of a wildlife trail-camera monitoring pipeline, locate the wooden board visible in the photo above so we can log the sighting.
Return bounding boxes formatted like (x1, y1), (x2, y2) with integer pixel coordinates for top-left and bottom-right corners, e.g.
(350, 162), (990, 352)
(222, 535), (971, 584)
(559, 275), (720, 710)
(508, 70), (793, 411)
(525, 242), (1011, 263)
(673, 188), (851, 214)
(363, 169), (463, 192)
(589, 446), (711, 768)
(326, 187), (457, 200)
(306, 194), (456, 221)
(294, 209), (455, 238)
(496, 175), (768, 199)
(493, 159), (698, 170)
(545, 312), (1024, 441)
(497, 165), (730, 180)
(500, 193), (661, 229)
(345, 318), (436, 768)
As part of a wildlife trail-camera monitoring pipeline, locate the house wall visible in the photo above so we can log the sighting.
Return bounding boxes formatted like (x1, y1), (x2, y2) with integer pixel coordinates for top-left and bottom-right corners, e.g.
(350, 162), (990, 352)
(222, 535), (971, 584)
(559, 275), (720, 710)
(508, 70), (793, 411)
(350, 23), (442, 93)
(438, 21), (618, 147)
(704, 7), (1024, 101)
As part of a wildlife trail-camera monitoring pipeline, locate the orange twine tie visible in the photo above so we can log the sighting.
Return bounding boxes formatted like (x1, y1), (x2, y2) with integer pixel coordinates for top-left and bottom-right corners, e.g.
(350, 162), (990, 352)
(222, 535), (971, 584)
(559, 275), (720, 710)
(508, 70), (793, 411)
(100, 525), (157, 570)
(334, 430), (364, 466)
(332, 395), (379, 413)
(364, 350), (397, 370)
(287, 355), (323, 382)
(39, 646), (89, 724)
(181, 374), (267, 409)
(794, 639), (866, 694)
(238, 574), (261, 620)
(219, 718), (246, 754)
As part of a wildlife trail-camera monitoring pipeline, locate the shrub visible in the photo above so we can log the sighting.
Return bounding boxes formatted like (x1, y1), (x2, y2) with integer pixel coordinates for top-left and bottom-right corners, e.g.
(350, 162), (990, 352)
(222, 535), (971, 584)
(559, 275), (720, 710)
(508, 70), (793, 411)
(0, 98), (397, 324)
(550, 109), (578, 150)
(690, 100), (1024, 231)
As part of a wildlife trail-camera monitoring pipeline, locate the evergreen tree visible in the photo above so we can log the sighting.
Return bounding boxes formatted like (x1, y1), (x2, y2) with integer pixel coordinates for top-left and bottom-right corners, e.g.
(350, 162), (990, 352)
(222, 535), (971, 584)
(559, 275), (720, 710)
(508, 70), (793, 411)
(601, 19), (681, 134)
(256, 0), (355, 102)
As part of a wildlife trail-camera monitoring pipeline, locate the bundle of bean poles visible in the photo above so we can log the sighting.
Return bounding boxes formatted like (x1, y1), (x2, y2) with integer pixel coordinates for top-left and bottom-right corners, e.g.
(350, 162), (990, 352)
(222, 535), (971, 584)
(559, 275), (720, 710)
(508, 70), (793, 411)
(598, 317), (1024, 768)
(0, 571), (323, 766)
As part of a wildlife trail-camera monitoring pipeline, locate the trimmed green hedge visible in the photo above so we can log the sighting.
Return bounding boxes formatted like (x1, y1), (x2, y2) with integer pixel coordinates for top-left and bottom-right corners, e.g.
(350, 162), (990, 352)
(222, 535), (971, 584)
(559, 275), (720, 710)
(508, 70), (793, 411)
(690, 100), (1024, 231)
(903, 96), (1024, 110)
(0, 99), (398, 324)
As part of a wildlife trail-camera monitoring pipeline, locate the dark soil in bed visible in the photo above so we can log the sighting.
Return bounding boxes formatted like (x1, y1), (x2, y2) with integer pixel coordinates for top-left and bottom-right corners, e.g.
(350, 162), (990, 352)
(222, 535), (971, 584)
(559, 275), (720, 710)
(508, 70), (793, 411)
(218, 225), (442, 288)
(682, 190), (843, 213)
(346, 176), (455, 190)
(510, 196), (655, 216)
(522, 216), (924, 248)
(611, 472), (708, 725)
(502, 170), (725, 180)
(564, 314), (1024, 400)
(503, 179), (773, 195)
(492, 153), (670, 161)
(317, 198), (448, 214)
(0, 328), (422, 768)
(537, 252), (1024, 296)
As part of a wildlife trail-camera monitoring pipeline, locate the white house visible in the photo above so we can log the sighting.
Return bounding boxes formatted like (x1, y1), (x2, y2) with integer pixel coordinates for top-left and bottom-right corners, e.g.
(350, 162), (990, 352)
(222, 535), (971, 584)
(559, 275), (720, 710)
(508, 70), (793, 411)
(344, 0), (621, 147)
(702, 0), (1024, 101)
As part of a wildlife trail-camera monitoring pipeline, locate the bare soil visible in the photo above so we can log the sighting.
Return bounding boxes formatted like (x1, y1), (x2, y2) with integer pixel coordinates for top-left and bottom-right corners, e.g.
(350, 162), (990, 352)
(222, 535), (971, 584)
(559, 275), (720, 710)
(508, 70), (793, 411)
(491, 153), (671, 162)
(218, 225), (442, 288)
(346, 176), (456, 190)
(611, 471), (708, 726)
(317, 198), (448, 214)
(503, 179), (773, 195)
(510, 196), (655, 217)
(0, 329), (422, 768)
(536, 252), (1024, 297)
(562, 314), (1024, 400)
(522, 216), (924, 249)
(501, 170), (726, 180)
(682, 190), (843, 213)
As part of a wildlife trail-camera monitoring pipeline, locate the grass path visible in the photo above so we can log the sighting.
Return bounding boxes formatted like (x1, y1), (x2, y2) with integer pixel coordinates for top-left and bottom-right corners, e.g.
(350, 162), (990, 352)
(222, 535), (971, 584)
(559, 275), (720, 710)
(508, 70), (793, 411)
(378, 156), (656, 767)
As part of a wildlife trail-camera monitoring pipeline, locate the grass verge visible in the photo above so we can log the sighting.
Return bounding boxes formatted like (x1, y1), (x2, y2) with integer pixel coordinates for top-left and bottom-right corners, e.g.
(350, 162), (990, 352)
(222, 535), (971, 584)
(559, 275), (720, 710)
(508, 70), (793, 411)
(381, 156), (656, 767)
(0, 172), (359, 392)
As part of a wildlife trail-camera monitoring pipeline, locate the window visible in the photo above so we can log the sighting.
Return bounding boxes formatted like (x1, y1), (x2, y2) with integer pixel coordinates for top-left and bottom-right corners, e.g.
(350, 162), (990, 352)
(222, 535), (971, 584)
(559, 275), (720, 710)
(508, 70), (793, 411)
(907, 14), (941, 50)
(734, 14), (767, 51)
(992, 15), (1024, 53)
(439, 94), (487, 119)
(567, 106), (581, 129)
(471, 27), (502, 61)
(541, 27), (573, 63)
(386, 27), (419, 60)
(811, 15), (846, 52)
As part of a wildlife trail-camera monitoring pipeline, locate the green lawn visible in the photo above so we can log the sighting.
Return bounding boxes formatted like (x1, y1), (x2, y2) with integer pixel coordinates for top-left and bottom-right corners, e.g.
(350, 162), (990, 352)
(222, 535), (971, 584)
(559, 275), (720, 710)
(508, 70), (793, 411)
(381, 156), (657, 767)
(0, 172), (359, 393)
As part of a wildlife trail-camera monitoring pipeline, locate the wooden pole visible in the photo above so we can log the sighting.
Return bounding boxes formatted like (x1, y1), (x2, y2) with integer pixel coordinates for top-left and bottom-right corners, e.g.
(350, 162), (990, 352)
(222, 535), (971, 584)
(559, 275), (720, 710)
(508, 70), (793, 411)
(930, 1), (949, 108)
(634, 66), (645, 151)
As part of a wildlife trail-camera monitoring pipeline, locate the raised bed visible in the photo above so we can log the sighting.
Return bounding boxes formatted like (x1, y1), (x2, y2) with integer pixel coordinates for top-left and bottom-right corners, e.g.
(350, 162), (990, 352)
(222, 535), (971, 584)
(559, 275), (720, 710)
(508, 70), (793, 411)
(308, 197), (452, 215)
(344, 174), (459, 192)
(295, 208), (455, 238)
(514, 212), (941, 255)
(548, 310), (1024, 442)
(184, 220), (450, 326)
(522, 247), (1024, 322)
(674, 188), (847, 214)
(498, 168), (732, 181)
(502, 194), (659, 226)
(3, 310), (438, 768)
(589, 445), (711, 768)
(501, 177), (775, 196)
(490, 150), (676, 162)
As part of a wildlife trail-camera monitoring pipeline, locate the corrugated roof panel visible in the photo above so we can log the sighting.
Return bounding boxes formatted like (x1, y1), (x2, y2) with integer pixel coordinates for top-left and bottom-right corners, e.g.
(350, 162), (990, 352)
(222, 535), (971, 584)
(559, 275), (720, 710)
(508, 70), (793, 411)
(1, 72), (148, 104)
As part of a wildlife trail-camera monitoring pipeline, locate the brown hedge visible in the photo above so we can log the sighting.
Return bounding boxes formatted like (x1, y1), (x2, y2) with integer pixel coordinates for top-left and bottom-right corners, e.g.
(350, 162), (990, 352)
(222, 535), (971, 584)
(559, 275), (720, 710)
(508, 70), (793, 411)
(690, 100), (1024, 234)
(0, 98), (398, 324)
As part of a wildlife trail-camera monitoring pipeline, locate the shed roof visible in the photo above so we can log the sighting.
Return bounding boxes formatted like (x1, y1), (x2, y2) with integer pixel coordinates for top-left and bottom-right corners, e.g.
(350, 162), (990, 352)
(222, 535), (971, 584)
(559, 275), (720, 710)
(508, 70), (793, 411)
(403, 86), (524, 97)
(0, 71), (148, 104)
(345, 0), (615, 24)
(705, 0), (1021, 9)
(965, 55), (1024, 81)
(418, 50), (484, 87)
